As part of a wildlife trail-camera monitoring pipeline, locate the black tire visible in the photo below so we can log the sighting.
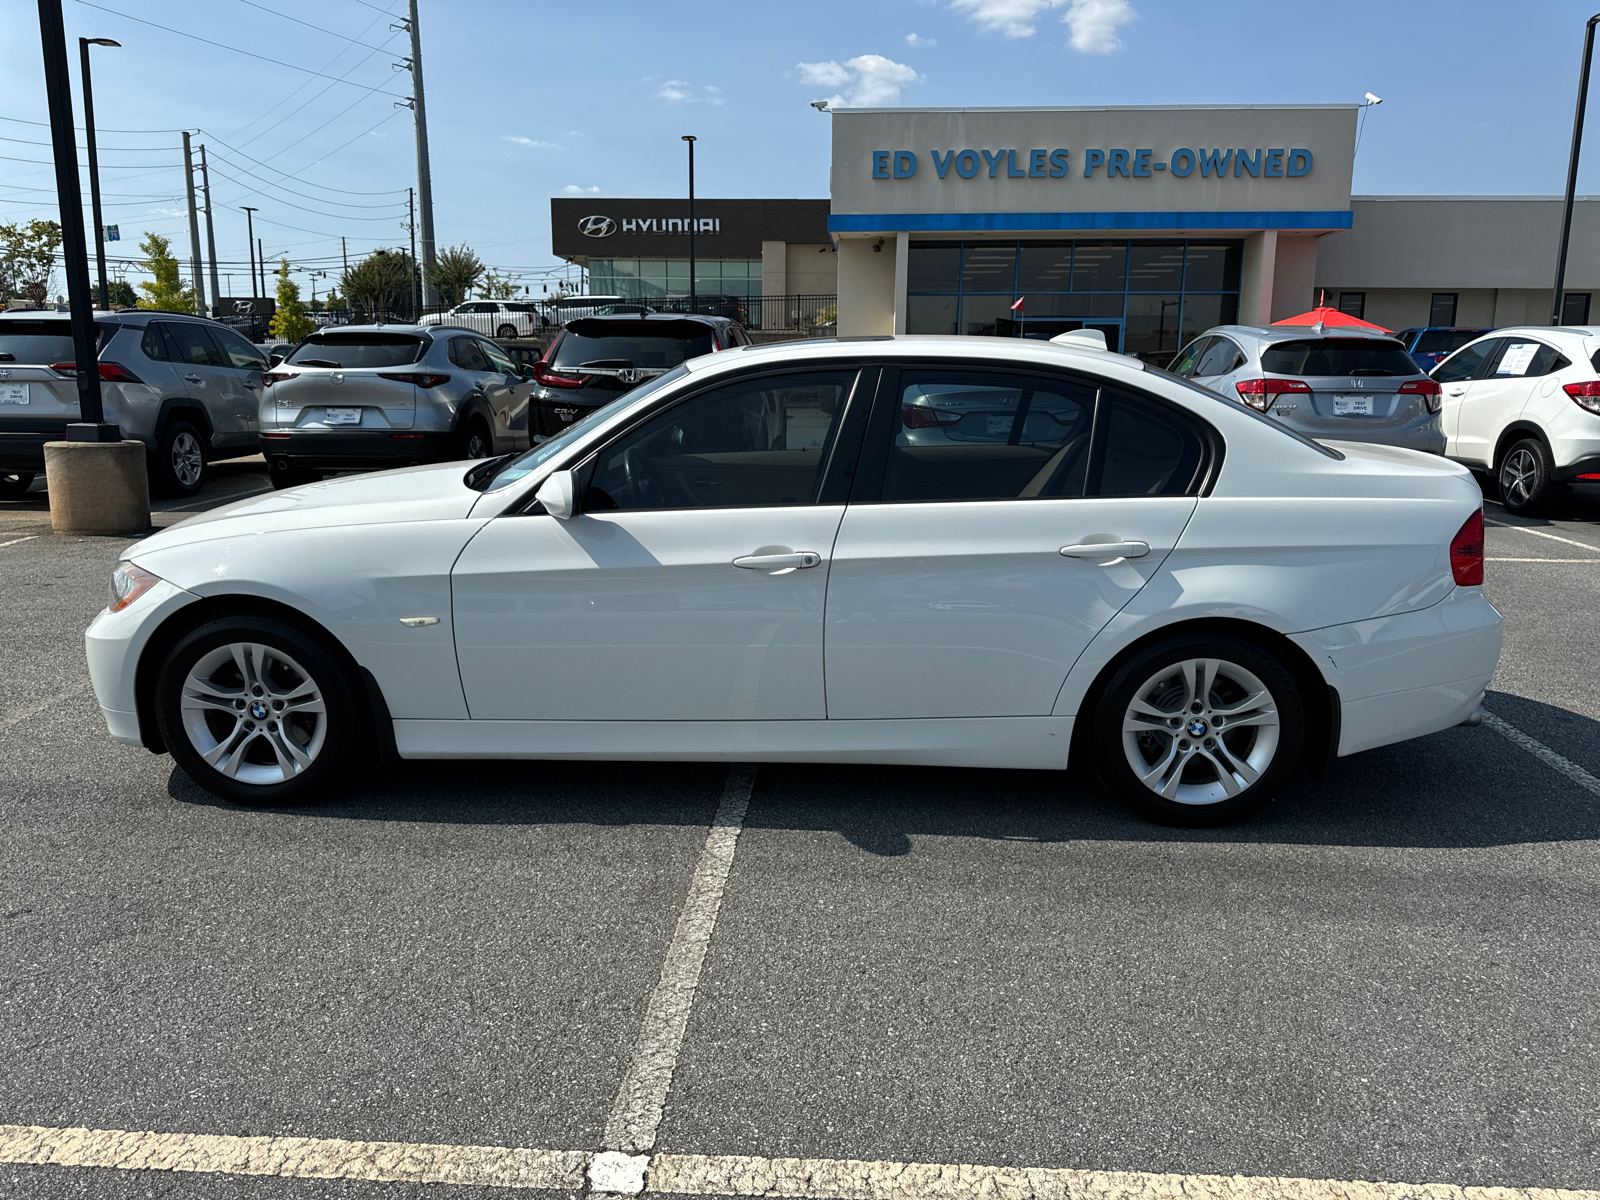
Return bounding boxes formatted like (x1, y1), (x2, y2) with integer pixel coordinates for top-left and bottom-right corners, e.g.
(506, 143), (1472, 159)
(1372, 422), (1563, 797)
(495, 324), (517, 340)
(459, 416), (492, 460)
(1091, 634), (1305, 827)
(269, 462), (321, 490)
(150, 420), (207, 498)
(1497, 436), (1559, 516)
(0, 471), (35, 498)
(155, 613), (363, 807)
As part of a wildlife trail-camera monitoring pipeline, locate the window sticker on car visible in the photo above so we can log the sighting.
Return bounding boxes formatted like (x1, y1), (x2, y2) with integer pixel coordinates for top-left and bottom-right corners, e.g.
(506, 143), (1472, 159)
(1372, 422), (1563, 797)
(1497, 342), (1539, 377)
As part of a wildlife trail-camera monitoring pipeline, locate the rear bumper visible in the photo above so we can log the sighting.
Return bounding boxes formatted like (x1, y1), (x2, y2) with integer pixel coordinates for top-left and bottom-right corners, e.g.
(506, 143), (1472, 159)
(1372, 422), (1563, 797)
(1555, 453), (1600, 490)
(0, 421), (72, 470)
(259, 429), (459, 471)
(1274, 412), (1445, 456)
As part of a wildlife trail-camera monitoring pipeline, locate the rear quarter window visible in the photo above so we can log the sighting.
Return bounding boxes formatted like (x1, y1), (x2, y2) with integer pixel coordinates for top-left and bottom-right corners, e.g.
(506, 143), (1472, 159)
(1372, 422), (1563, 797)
(286, 332), (425, 368)
(1260, 338), (1419, 377)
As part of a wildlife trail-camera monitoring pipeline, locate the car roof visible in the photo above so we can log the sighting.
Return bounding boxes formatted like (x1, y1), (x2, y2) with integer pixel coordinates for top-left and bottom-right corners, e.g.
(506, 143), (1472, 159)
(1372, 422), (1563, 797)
(304, 323), (435, 335)
(1214, 324), (1403, 343)
(681, 334), (1147, 377)
(563, 313), (729, 330)
(0, 308), (224, 328)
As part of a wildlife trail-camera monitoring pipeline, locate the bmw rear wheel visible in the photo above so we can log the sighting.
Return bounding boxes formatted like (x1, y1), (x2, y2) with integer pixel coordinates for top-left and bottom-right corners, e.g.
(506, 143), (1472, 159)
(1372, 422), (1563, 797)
(1092, 636), (1304, 826)
(155, 614), (361, 806)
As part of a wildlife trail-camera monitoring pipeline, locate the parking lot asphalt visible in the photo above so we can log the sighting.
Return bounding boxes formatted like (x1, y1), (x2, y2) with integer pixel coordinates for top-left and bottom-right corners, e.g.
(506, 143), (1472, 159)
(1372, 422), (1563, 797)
(2, 470), (1599, 1198)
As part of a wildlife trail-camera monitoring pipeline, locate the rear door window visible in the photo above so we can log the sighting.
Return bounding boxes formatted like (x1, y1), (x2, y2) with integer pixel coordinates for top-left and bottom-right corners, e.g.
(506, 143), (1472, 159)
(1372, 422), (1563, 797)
(449, 337), (491, 371)
(1434, 340), (1497, 384)
(1167, 338), (1210, 379)
(287, 332), (425, 368)
(480, 340), (518, 375)
(1487, 339), (1568, 378)
(1094, 391), (1208, 497)
(1195, 337), (1246, 377)
(208, 326), (267, 371)
(164, 322), (226, 367)
(1260, 338), (1419, 377)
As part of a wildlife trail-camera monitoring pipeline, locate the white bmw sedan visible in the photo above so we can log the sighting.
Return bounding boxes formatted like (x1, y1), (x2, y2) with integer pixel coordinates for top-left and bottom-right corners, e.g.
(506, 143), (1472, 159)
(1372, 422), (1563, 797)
(86, 336), (1502, 826)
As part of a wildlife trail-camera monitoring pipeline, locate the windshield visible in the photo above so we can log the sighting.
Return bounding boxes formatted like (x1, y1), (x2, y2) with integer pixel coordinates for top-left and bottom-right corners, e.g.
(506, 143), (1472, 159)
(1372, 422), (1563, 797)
(1156, 367), (1344, 460)
(286, 331), (425, 368)
(552, 329), (713, 371)
(0, 320), (111, 363)
(1260, 338), (1419, 377)
(481, 364), (690, 491)
(1413, 329), (1483, 355)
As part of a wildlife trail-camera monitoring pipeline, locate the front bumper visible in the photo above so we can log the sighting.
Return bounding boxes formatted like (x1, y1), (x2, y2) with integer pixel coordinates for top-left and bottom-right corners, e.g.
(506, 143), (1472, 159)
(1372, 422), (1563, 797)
(259, 429), (459, 472)
(85, 577), (201, 750)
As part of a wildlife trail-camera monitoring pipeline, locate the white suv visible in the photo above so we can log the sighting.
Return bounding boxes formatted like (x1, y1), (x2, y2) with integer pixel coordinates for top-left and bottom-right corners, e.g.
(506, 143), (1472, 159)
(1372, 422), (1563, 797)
(417, 301), (542, 340)
(1432, 325), (1600, 514)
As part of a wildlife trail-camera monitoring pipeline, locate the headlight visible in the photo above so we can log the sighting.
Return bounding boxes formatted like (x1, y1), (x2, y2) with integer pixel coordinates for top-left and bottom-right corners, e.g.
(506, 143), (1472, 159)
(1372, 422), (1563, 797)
(109, 562), (161, 613)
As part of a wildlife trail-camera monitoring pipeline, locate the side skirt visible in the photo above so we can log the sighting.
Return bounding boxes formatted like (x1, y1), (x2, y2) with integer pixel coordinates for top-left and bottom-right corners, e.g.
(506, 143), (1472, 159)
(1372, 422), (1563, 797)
(393, 716), (1075, 770)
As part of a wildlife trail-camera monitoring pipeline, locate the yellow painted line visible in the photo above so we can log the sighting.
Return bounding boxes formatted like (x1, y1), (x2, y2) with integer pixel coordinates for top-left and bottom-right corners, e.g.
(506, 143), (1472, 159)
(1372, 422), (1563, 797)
(2, 1124), (1596, 1200)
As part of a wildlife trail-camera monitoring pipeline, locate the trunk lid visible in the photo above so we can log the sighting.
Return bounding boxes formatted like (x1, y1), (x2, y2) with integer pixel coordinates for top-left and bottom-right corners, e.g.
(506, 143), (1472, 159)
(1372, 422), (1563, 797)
(266, 330), (432, 431)
(0, 318), (110, 419)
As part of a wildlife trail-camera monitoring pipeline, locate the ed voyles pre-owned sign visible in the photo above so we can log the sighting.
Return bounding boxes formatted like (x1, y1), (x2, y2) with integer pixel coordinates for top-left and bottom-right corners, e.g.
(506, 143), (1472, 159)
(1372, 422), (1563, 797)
(871, 147), (1315, 181)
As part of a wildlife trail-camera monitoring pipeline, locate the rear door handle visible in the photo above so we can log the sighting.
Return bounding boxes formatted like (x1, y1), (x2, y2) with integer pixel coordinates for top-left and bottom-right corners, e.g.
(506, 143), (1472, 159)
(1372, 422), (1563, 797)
(1060, 540), (1150, 559)
(733, 551), (821, 569)
(184, 374), (204, 384)
(1446, 388), (1466, 396)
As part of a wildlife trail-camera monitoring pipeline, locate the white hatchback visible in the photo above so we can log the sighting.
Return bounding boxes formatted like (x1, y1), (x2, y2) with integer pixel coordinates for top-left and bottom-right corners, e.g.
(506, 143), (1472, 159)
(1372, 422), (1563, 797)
(85, 336), (1502, 826)
(1431, 325), (1600, 513)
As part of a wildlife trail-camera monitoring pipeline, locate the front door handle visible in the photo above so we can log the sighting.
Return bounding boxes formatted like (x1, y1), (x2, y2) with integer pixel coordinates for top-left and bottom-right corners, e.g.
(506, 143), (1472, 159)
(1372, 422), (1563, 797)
(184, 374), (205, 384)
(1060, 540), (1150, 559)
(1446, 388), (1466, 396)
(733, 551), (821, 570)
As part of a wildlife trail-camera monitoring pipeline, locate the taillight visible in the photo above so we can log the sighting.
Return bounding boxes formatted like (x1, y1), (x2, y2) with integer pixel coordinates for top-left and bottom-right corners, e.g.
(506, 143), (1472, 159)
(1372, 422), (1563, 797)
(901, 404), (961, 429)
(1450, 509), (1484, 586)
(1563, 380), (1600, 414)
(49, 361), (138, 382)
(532, 358), (586, 389)
(377, 372), (451, 388)
(1234, 377), (1311, 413)
(49, 361), (76, 375)
(1399, 377), (1443, 414)
(263, 371), (292, 387)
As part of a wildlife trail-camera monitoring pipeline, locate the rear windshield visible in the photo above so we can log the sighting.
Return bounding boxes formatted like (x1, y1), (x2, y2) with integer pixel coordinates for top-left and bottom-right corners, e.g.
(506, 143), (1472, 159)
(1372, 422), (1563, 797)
(286, 331), (425, 369)
(1413, 329), (1483, 355)
(551, 330), (713, 371)
(1260, 338), (1418, 377)
(0, 320), (110, 364)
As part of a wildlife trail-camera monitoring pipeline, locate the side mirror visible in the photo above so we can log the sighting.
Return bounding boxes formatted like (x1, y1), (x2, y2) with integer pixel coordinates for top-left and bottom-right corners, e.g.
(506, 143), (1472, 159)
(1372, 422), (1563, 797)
(535, 469), (576, 519)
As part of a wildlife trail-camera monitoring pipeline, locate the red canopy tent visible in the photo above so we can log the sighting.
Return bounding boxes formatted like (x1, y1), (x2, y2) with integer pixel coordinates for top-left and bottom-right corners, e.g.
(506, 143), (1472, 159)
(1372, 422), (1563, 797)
(1271, 305), (1391, 333)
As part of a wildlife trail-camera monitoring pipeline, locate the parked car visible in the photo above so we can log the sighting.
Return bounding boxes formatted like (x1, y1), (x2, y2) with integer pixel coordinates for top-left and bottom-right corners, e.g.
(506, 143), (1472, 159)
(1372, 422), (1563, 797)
(257, 324), (535, 489)
(1393, 326), (1493, 372)
(1167, 324), (1444, 454)
(87, 334), (1499, 827)
(0, 309), (266, 497)
(530, 313), (749, 438)
(654, 294), (750, 325)
(1429, 325), (1600, 514)
(539, 296), (631, 325)
(418, 301), (543, 340)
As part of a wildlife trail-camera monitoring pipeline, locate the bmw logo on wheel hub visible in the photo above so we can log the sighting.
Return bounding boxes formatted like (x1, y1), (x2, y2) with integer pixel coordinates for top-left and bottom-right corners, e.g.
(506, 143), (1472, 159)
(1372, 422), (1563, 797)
(1186, 718), (1208, 738)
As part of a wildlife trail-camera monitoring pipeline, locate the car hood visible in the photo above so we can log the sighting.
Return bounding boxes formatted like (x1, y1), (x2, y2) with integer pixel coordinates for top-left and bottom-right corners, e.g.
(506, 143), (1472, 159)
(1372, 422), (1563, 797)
(124, 461), (482, 559)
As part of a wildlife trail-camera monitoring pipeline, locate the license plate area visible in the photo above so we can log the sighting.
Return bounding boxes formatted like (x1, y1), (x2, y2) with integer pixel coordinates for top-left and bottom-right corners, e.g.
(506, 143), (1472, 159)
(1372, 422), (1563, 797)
(0, 384), (30, 406)
(1333, 395), (1374, 416)
(324, 407), (362, 425)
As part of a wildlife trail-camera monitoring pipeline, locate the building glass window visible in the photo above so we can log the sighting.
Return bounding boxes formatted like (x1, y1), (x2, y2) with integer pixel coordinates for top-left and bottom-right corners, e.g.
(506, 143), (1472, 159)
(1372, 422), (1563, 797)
(1561, 292), (1591, 325)
(587, 258), (762, 301)
(1338, 292), (1366, 320)
(1429, 292), (1457, 326)
(902, 238), (1244, 367)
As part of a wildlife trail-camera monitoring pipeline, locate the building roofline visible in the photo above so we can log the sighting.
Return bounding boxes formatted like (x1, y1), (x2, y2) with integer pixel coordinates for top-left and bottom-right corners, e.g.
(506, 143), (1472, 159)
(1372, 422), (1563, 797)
(1351, 194), (1600, 202)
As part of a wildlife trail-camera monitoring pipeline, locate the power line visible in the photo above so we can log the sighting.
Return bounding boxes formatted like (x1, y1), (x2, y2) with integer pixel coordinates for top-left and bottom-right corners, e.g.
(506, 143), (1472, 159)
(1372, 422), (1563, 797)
(203, 147), (409, 209)
(69, 0), (409, 99)
(234, 0), (394, 54)
(206, 164), (406, 221)
(0, 114), (191, 134)
(0, 153), (181, 168)
(0, 133), (178, 153)
(228, 14), (400, 150)
(197, 129), (407, 195)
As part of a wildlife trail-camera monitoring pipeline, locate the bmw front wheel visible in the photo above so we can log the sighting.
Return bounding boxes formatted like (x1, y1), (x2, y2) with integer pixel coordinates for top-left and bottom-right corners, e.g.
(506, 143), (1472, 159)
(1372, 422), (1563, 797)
(155, 614), (361, 806)
(1092, 636), (1305, 826)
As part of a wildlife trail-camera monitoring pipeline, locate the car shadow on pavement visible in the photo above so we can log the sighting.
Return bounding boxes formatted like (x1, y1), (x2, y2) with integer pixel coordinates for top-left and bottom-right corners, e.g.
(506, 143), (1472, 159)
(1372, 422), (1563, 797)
(164, 691), (1600, 853)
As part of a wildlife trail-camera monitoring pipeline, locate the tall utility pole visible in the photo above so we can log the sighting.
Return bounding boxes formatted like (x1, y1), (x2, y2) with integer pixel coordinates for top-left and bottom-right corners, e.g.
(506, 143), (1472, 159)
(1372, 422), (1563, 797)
(257, 238), (265, 300)
(404, 0), (438, 304)
(181, 133), (207, 317)
(682, 135), (697, 313)
(1553, 14), (1600, 325)
(341, 235), (349, 278)
(199, 144), (220, 318)
(78, 36), (119, 311)
(408, 186), (418, 317)
(242, 206), (258, 300)
(37, 0), (109, 435)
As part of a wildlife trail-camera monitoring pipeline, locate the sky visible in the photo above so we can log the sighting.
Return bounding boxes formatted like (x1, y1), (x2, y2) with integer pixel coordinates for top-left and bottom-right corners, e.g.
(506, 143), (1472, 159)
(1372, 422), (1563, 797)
(2, 0), (1597, 300)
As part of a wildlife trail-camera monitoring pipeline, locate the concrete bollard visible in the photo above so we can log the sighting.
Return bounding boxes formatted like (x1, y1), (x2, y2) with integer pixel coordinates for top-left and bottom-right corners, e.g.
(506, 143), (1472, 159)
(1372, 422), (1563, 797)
(43, 440), (151, 535)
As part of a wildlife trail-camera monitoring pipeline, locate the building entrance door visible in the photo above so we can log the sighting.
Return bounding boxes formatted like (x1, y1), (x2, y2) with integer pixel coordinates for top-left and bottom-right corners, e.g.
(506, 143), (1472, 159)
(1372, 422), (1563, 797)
(1018, 319), (1122, 350)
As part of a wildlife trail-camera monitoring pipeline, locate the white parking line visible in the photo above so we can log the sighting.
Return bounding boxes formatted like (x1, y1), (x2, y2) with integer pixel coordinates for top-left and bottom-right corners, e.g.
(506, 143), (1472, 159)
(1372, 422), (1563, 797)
(0, 535), (39, 549)
(1483, 518), (1600, 554)
(1482, 711), (1600, 801)
(597, 763), (756, 1183)
(1486, 557), (1600, 562)
(3, 1123), (1595, 1200)
(155, 485), (272, 514)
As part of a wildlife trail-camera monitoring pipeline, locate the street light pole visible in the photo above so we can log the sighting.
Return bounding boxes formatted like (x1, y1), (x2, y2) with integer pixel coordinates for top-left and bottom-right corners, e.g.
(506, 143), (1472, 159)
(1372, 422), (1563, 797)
(1553, 13), (1600, 326)
(242, 206), (258, 302)
(682, 135), (696, 314)
(78, 36), (119, 312)
(199, 144), (220, 318)
(406, 0), (438, 305)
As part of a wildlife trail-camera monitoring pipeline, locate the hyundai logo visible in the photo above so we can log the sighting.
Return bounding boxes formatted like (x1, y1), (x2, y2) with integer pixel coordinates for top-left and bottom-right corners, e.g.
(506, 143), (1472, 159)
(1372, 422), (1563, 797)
(578, 215), (616, 238)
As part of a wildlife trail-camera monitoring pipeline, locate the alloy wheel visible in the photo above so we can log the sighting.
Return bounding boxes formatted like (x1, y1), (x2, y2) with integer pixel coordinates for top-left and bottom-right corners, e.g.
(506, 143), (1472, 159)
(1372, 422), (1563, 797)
(465, 429), (489, 458)
(1121, 657), (1281, 805)
(179, 642), (327, 785)
(171, 430), (204, 489)
(1500, 447), (1537, 507)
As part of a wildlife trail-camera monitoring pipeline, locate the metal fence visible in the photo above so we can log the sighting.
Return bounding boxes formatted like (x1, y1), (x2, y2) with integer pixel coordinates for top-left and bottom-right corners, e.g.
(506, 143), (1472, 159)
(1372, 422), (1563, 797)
(285, 294), (837, 336)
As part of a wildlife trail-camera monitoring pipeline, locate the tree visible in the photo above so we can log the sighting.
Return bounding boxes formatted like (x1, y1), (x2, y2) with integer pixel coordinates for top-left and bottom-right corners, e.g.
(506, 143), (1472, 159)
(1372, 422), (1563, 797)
(106, 279), (138, 309)
(269, 258), (315, 342)
(0, 219), (63, 305)
(427, 243), (484, 305)
(341, 248), (414, 317)
(135, 232), (195, 312)
(478, 268), (521, 300)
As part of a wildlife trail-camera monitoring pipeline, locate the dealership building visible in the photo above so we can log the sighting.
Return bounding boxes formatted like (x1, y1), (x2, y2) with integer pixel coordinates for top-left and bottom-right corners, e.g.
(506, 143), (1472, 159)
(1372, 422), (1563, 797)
(550, 103), (1600, 363)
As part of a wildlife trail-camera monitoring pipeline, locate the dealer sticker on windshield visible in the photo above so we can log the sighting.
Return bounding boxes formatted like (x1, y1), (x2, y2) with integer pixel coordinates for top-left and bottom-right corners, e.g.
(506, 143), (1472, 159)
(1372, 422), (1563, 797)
(0, 384), (29, 405)
(324, 407), (361, 425)
(1334, 396), (1374, 416)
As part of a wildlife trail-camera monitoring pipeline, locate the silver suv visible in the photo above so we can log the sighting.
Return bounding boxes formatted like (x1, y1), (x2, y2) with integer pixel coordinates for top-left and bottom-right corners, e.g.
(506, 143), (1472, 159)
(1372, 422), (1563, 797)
(0, 309), (266, 498)
(1167, 324), (1445, 454)
(258, 324), (535, 488)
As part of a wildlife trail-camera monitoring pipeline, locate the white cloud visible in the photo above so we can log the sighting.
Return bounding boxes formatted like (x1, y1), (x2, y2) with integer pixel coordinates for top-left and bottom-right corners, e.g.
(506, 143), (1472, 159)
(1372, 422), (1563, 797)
(797, 54), (923, 108)
(658, 78), (726, 104)
(561, 184), (601, 195)
(502, 135), (564, 150)
(1063, 0), (1132, 52)
(950, 0), (1132, 48)
(906, 32), (937, 46)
